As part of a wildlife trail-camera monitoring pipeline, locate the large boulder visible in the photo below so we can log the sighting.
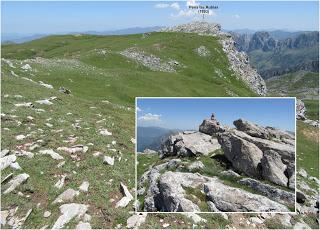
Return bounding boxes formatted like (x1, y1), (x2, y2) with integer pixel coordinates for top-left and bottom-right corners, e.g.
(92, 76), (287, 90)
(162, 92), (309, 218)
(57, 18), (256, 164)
(156, 172), (209, 212)
(161, 131), (220, 158)
(199, 113), (225, 135)
(261, 150), (288, 187)
(217, 131), (263, 178)
(233, 119), (269, 139)
(296, 99), (306, 120)
(204, 180), (289, 212)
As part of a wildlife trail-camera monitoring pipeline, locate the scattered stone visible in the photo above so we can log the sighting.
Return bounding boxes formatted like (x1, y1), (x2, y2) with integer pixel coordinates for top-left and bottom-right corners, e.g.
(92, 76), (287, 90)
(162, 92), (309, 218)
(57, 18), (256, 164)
(53, 188), (80, 204)
(43, 211), (51, 218)
(0, 149), (10, 158)
(220, 170), (240, 178)
(35, 99), (53, 105)
(293, 221), (311, 229)
(0, 155), (17, 170)
(59, 87), (71, 94)
(10, 162), (22, 170)
(55, 175), (67, 189)
(57, 145), (88, 154)
(298, 168), (308, 178)
(296, 99), (306, 120)
(38, 81), (53, 89)
(21, 64), (32, 70)
(195, 46), (210, 57)
(0, 210), (9, 226)
(99, 129), (112, 136)
(52, 203), (88, 229)
(188, 161), (205, 171)
(126, 213), (147, 229)
(79, 181), (89, 192)
(39, 149), (64, 160)
(3, 173), (30, 194)
(103, 156), (114, 166)
(116, 183), (133, 208)
(183, 213), (207, 223)
(76, 222), (92, 230)
(15, 134), (26, 140)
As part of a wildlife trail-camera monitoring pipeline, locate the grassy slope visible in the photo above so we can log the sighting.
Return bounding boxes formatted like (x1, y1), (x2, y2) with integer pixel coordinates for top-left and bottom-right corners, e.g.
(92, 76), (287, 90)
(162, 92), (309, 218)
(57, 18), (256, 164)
(1, 32), (254, 229)
(266, 71), (319, 99)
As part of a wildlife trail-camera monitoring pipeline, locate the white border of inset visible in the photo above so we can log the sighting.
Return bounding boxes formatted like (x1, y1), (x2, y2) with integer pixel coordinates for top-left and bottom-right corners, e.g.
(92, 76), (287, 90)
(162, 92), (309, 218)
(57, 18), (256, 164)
(135, 97), (297, 214)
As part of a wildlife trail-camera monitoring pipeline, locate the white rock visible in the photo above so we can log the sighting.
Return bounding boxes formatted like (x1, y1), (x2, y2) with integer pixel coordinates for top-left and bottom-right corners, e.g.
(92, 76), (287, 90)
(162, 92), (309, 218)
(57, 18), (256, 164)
(3, 173), (29, 194)
(130, 138), (136, 144)
(53, 188), (80, 204)
(293, 221), (311, 229)
(115, 196), (132, 208)
(0, 155), (17, 170)
(0, 149), (10, 158)
(298, 168), (308, 178)
(10, 162), (22, 170)
(39, 149), (64, 160)
(54, 175), (67, 189)
(35, 99), (53, 105)
(21, 64), (32, 70)
(76, 222), (92, 230)
(57, 161), (66, 168)
(43, 211), (51, 218)
(38, 81), (53, 89)
(14, 102), (33, 107)
(112, 141), (116, 145)
(163, 223), (170, 228)
(52, 203), (88, 229)
(103, 156), (114, 166)
(57, 145), (88, 154)
(183, 213), (207, 223)
(126, 213), (147, 229)
(15, 134), (26, 140)
(79, 181), (89, 192)
(249, 217), (264, 225)
(0, 210), (9, 226)
(99, 129), (112, 136)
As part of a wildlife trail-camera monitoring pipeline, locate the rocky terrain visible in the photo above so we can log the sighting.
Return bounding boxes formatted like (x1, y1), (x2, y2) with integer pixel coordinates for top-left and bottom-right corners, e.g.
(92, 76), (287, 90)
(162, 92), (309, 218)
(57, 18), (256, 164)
(138, 113), (296, 212)
(1, 21), (319, 229)
(162, 22), (267, 96)
(232, 31), (319, 78)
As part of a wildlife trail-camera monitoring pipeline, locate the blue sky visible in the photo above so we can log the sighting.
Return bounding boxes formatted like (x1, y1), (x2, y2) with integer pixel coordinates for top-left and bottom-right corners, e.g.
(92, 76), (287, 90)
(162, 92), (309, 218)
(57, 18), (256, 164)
(137, 98), (296, 131)
(2, 1), (319, 34)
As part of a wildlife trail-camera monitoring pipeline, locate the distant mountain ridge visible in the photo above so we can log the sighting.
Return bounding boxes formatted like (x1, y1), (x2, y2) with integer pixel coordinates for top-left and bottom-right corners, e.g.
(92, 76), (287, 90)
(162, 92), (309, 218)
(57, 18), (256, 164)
(231, 30), (319, 78)
(2, 26), (163, 44)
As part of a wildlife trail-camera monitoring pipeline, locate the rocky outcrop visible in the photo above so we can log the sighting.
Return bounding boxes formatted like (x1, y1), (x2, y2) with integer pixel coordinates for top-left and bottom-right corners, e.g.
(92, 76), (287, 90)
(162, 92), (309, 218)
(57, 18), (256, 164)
(204, 180), (289, 212)
(161, 21), (267, 96)
(217, 131), (263, 178)
(119, 47), (183, 72)
(261, 150), (288, 187)
(160, 131), (220, 158)
(296, 99), (307, 120)
(238, 178), (295, 206)
(199, 113), (224, 135)
(217, 119), (295, 189)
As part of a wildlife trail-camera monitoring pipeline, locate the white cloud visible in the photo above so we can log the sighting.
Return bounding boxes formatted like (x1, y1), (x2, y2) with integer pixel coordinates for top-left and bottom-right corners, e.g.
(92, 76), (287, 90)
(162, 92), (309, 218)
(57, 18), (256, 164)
(136, 107), (142, 112)
(187, 0), (199, 7)
(172, 9), (216, 18)
(138, 113), (162, 122)
(155, 2), (180, 11)
(233, 14), (240, 19)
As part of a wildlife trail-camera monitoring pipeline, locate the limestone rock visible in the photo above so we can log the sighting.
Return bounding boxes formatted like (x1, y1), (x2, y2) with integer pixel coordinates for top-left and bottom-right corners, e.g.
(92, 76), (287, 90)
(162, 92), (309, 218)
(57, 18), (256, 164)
(39, 149), (64, 160)
(52, 203), (88, 229)
(199, 113), (225, 135)
(238, 178), (295, 205)
(53, 188), (80, 204)
(126, 213), (147, 229)
(103, 156), (114, 166)
(204, 180), (289, 212)
(76, 222), (92, 230)
(261, 150), (288, 187)
(161, 131), (220, 158)
(3, 173), (29, 194)
(217, 131), (263, 178)
(0, 155), (17, 170)
(233, 119), (269, 139)
(79, 181), (89, 192)
(188, 161), (205, 171)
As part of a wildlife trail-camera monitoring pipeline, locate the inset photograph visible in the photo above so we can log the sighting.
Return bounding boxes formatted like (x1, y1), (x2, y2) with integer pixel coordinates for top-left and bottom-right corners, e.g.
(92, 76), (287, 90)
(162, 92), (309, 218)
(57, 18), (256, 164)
(136, 98), (296, 213)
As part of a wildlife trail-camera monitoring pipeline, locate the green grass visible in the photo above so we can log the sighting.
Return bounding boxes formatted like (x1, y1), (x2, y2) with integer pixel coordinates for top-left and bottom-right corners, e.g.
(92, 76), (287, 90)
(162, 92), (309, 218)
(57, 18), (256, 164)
(304, 99), (319, 120)
(296, 121), (319, 178)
